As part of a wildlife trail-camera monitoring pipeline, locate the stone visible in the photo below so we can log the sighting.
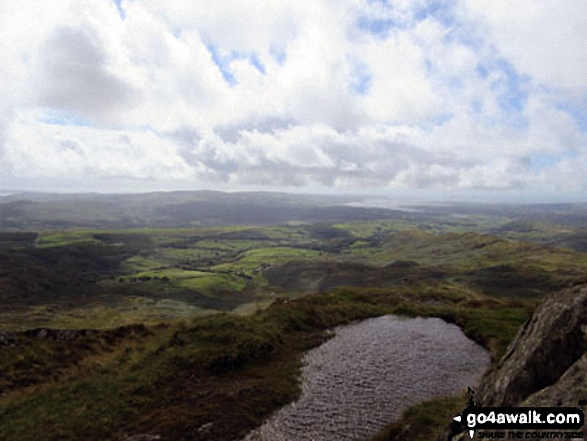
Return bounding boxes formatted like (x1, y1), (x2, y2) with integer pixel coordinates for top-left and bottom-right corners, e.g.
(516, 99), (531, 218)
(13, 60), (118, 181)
(438, 284), (587, 440)
(476, 284), (587, 407)
(0, 330), (18, 346)
(123, 435), (162, 441)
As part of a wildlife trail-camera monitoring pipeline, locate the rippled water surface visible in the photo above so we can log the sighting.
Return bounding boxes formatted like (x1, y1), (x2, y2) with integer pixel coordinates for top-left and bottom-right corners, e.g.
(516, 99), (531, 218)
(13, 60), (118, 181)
(244, 315), (490, 441)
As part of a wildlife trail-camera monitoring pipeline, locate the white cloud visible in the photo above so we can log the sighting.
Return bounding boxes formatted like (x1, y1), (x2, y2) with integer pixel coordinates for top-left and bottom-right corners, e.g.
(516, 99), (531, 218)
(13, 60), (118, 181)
(37, 25), (141, 120)
(359, 31), (440, 123)
(460, 0), (587, 94)
(138, 0), (303, 54)
(5, 112), (194, 180)
(0, 0), (585, 199)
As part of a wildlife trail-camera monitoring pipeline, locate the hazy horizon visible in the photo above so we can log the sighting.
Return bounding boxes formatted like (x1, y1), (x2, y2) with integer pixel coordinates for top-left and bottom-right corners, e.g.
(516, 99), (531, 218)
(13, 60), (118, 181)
(2, 186), (586, 206)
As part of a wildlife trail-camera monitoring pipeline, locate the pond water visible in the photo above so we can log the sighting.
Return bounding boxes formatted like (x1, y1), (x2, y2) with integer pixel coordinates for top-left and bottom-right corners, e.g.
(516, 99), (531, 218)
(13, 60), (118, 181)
(243, 315), (490, 441)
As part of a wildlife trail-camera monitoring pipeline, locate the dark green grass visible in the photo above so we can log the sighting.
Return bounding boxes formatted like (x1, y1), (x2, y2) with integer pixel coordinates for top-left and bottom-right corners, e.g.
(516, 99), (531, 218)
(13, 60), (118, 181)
(2, 220), (582, 440)
(4, 222), (585, 330)
(0, 286), (530, 441)
(369, 394), (466, 441)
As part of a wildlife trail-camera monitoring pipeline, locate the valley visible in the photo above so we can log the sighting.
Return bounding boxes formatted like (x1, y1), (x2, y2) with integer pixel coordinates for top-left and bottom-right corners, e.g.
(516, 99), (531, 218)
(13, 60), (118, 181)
(1, 193), (587, 440)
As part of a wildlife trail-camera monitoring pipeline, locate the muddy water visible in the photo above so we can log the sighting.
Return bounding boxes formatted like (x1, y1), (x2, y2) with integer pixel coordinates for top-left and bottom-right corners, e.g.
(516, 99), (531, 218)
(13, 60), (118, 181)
(244, 315), (490, 441)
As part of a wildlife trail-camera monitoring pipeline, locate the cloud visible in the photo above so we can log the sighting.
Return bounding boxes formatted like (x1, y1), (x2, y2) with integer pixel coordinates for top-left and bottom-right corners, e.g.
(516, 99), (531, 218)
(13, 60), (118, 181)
(0, 0), (585, 199)
(5, 113), (194, 181)
(138, 0), (302, 54)
(37, 26), (140, 120)
(460, 0), (587, 95)
(0, 109), (14, 178)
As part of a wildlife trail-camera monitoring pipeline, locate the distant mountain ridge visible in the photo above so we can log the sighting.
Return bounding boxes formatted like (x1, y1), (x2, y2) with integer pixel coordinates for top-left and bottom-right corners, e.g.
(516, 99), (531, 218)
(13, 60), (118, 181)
(0, 191), (417, 230)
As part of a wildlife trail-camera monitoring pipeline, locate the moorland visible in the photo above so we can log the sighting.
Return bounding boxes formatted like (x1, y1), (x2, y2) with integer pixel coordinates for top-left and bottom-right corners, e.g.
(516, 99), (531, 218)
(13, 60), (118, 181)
(1, 191), (587, 440)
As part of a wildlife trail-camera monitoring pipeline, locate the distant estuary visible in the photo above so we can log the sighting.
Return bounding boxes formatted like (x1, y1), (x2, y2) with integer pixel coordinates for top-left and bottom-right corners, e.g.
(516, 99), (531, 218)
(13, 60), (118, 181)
(244, 315), (490, 441)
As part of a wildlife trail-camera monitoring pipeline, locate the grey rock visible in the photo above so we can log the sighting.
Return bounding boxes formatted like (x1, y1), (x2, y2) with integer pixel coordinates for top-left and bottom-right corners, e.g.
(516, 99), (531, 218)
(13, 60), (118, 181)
(197, 422), (213, 433)
(523, 352), (587, 407)
(0, 330), (18, 347)
(476, 284), (587, 407)
(23, 328), (97, 341)
(122, 435), (162, 441)
(438, 284), (587, 441)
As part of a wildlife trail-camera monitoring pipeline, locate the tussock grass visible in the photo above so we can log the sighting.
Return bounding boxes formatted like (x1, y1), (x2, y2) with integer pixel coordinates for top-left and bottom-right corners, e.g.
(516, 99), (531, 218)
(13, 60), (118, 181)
(0, 285), (531, 441)
(369, 394), (466, 441)
(5, 221), (582, 440)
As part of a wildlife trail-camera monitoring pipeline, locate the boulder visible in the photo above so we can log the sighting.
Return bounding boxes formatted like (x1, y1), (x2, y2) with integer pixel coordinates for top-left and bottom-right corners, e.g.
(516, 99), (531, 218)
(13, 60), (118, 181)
(0, 330), (18, 346)
(439, 283), (587, 440)
(476, 284), (587, 407)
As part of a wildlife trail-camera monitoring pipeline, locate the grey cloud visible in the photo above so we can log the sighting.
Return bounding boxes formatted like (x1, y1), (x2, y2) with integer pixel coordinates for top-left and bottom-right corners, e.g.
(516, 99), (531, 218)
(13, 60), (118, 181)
(234, 164), (311, 187)
(118, 135), (132, 145)
(198, 154), (240, 178)
(470, 179), (527, 191)
(168, 127), (239, 176)
(167, 126), (203, 166)
(400, 167), (460, 189)
(215, 117), (297, 143)
(187, 128), (471, 189)
(0, 109), (15, 175)
(57, 139), (83, 152)
(177, 69), (216, 108)
(0, 116), (9, 159)
(232, 160), (399, 188)
(204, 127), (528, 190)
(164, 126), (239, 177)
(38, 26), (140, 120)
(169, 121), (307, 178)
(169, 126), (201, 150)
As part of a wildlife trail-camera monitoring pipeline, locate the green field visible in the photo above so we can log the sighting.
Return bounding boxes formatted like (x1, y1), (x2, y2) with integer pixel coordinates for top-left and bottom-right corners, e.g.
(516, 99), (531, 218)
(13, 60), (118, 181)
(3, 217), (587, 329)
(2, 212), (587, 440)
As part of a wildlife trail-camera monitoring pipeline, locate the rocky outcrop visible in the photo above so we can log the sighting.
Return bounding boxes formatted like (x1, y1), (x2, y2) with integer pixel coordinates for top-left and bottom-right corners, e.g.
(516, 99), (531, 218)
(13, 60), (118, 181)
(476, 283), (587, 407)
(122, 435), (162, 441)
(22, 328), (97, 341)
(439, 283), (587, 440)
(0, 330), (18, 346)
(523, 352), (587, 407)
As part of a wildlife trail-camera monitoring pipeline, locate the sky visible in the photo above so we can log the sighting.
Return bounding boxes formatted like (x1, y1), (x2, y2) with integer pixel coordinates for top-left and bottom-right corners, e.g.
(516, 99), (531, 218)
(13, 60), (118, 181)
(0, 0), (586, 201)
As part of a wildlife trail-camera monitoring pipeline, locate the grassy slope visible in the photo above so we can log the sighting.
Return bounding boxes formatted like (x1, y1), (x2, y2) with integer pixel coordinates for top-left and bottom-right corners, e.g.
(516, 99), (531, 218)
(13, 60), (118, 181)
(2, 217), (587, 439)
(369, 394), (467, 441)
(0, 286), (530, 441)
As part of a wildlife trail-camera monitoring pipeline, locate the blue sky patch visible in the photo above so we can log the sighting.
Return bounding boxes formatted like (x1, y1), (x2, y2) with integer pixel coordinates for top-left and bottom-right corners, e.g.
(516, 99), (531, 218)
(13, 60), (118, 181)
(476, 63), (489, 79)
(471, 99), (483, 115)
(207, 46), (267, 85)
(207, 44), (238, 85)
(358, 16), (397, 37)
(140, 124), (162, 136)
(350, 73), (372, 95)
(250, 54), (266, 75)
(349, 61), (372, 95)
(492, 59), (528, 112)
(40, 111), (93, 127)
(112, 0), (126, 20)
(417, 113), (453, 132)
(270, 46), (287, 65)
(476, 58), (529, 129)
(414, 0), (456, 27)
(531, 150), (578, 171)
(556, 102), (587, 132)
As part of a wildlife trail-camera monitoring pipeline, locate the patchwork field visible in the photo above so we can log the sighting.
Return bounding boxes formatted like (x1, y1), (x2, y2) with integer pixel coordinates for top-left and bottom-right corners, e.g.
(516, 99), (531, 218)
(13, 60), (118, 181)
(3, 215), (587, 330)
(2, 205), (587, 440)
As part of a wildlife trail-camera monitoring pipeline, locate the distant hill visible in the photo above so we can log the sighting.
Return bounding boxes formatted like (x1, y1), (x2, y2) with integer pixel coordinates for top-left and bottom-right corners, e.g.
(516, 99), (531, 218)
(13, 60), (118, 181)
(0, 191), (422, 230)
(409, 202), (587, 227)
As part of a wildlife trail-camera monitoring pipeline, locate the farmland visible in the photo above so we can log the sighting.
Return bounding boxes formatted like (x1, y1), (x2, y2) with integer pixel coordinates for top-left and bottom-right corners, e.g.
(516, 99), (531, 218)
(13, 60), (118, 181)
(2, 194), (587, 440)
